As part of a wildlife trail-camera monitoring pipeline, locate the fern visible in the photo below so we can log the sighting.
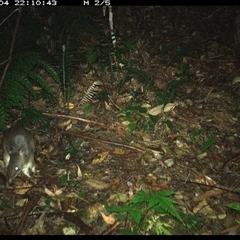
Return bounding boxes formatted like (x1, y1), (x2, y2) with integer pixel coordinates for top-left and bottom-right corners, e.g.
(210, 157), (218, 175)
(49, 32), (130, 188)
(130, 190), (183, 224)
(146, 215), (173, 235)
(79, 81), (103, 106)
(0, 100), (8, 130)
(18, 108), (50, 129)
(106, 189), (184, 235)
(0, 51), (60, 130)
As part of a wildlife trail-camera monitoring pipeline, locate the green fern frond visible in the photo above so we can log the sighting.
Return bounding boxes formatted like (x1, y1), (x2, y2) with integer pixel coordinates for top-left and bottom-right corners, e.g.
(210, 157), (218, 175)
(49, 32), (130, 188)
(0, 51), (60, 130)
(35, 58), (60, 84)
(152, 191), (182, 223)
(18, 108), (50, 128)
(28, 71), (52, 95)
(0, 101), (8, 130)
(130, 190), (183, 224)
(3, 79), (27, 107)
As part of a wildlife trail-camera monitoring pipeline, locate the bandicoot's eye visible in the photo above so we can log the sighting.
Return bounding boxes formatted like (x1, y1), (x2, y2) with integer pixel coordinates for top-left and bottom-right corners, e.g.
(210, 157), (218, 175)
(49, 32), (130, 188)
(14, 166), (19, 171)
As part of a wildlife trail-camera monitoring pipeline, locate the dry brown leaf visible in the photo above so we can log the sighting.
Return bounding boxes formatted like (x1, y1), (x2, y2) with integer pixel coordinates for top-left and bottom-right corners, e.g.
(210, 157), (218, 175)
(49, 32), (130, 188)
(193, 189), (222, 202)
(163, 102), (178, 112)
(104, 101), (112, 111)
(77, 164), (82, 179)
(151, 183), (170, 192)
(204, 175), (217, 186)
(141, 103), (151, 108)
(65, 123), (73, 131)
(91, 151), (109, 165)
(33, 86), (42, 91)
(110, 177), (121, 190)
(116, 94), (133, 106)
(121, 120), (130, 127)
(166, 66), (178, 76)
(107, 193), (128, 205)
(34, 98), (46, 107)
(112, 148), (125, 154)
(148, 105), (164, 116)
(193, 198), (208, 214)
(29, 211), (46, 234)
(44, 187), (56, 196)
(44, 186), (63, 197)
(65, 153), (71, 161)
(197, 152), (207, 159)
(85, 179), (109, 190)
(139, 182), (170, 193)
(58, 120), (72, 128)
(116, 125), (126, 137)
(100, 212), (116, 225)
(161, 144), (175, 155)
(128, 187), (134, 199)
(164, 158), (174, 167)
(232, 76), (240, 85)
(221, 224), (240, 234)
(63, 226), (77, 235)
(14, 182), (33, 195)
(208, 213), (226, 220)
(58, 92), (75, 109)
(142, 138), (161, 148)
(193, 198), (226, 219)
(15, 198), (28, 207)
(65, 102), (75, 110)
(146, 173), (157, 184)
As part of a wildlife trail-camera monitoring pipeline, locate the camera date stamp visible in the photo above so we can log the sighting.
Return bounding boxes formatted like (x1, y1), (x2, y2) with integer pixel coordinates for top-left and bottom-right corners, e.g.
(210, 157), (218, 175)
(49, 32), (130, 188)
(0, 0), (111, 6)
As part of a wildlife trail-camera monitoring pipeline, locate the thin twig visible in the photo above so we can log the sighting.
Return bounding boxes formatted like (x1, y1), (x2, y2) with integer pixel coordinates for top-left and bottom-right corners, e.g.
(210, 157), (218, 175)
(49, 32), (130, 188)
(42, 112), (107, 127)
(12, 193), (42, 235)
(0, 7), (22, 88)
(65, 130), (146, 153)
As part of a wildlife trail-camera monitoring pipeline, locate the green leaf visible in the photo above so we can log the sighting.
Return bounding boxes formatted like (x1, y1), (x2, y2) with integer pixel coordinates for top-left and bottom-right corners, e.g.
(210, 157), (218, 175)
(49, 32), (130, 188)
(201, 136), (214, 153)
(87, 50), (98, 63)
(45, 198), (51, 206)
(181, 213), (202, 234)
(127, 208), (143, 224)
(121, 40), (136, 50)
(60, 174), (68, 184)
(225, 203), (240, 211)
(189, 128), (205, 142)
(130, 189), (148, 204)
(56, 162), (63, 169)
(78, 192), (85, 202)
(164, 120), (173, 130)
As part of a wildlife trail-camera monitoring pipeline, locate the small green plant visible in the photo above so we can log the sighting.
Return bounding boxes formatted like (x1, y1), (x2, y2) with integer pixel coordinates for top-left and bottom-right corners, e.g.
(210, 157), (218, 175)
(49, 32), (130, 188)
(189, 129), (215, 153)
(146, 214), (173, 235)
(85, 37), (194, 133)
(85, 38), (134, 73)
(17, 108), (50, 129)
(56, 162), (64, 169)
(125, 63), (191, 107)
(160, 42), (199, 66)
(82, 103), (94, 115)
(119, 103), (157, 134)
(181, 213), (202, 234)
(162, 120), (174, 131)
(45, 198), (51, 207)
(106, 190), (184, 235)
(189, 128), (205, 142)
